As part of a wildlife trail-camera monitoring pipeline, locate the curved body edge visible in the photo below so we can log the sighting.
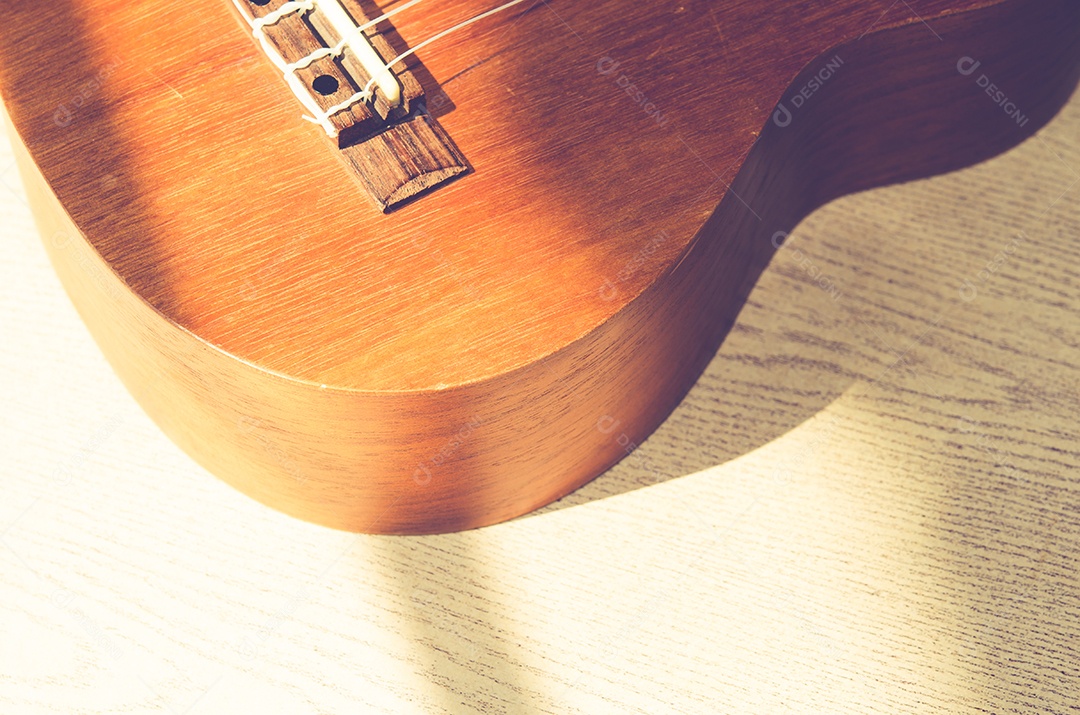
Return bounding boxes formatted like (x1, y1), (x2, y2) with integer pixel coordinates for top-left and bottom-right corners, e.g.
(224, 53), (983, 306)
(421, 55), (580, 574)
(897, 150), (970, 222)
(5, 0), (1079, 533)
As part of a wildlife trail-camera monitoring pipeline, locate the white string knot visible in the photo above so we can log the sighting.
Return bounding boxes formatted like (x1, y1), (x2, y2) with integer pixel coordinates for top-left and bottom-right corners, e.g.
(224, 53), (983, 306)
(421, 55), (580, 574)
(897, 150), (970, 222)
(234, 0), (532, 138)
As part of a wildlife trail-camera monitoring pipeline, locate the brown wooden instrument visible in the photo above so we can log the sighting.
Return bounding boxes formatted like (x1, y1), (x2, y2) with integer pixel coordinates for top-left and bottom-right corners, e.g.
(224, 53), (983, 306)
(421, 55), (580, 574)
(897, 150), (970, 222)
(2, 0), (1077, 533)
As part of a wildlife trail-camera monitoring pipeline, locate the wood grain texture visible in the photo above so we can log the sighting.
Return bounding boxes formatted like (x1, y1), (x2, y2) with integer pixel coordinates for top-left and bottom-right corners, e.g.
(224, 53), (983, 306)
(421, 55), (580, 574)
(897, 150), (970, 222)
(2, 73), (1080, 715)
(1, 0), (1078, 533)
(341, 112), (469, 211)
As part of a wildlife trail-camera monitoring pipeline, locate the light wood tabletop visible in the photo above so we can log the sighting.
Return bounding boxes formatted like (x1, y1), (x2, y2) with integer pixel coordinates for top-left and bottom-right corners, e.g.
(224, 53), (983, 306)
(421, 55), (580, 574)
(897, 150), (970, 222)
(2, 83), (1080, 713)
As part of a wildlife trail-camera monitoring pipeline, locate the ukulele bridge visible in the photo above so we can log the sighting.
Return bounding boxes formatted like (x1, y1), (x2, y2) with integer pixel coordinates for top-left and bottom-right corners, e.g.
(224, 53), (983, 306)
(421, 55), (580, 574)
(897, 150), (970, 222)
(231, 0), (468, 211)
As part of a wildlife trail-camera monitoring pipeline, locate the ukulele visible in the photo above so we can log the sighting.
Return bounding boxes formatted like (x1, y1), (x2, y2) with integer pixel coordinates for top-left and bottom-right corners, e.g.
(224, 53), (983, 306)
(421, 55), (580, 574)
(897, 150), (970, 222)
(2, 0), (1077, 534)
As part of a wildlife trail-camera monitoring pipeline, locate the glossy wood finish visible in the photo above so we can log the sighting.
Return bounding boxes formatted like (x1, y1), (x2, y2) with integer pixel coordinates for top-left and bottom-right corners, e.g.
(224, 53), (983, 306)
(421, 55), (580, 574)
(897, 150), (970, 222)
(1, 0), (1078, 532)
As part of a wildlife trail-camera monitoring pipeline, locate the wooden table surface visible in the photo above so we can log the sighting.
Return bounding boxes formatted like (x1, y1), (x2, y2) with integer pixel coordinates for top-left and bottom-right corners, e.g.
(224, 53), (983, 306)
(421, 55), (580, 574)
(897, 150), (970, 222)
(2, 82), (1080, 713)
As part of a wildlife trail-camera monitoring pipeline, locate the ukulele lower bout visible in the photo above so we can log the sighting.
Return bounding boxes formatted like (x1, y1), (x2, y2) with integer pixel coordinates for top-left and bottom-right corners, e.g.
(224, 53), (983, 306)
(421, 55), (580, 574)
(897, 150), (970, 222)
(1, 0), (1077, 533)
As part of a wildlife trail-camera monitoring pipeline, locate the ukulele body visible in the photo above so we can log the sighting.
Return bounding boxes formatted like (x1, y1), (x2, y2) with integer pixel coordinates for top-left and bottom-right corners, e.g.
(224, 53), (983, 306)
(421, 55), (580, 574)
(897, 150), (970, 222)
(2, 0), (1077, 533)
